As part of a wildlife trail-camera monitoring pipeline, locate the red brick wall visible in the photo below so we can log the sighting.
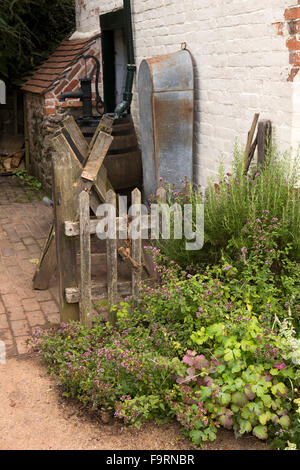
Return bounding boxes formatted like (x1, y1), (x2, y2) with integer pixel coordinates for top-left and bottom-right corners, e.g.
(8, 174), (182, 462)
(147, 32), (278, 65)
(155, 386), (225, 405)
(44, 38), (102, 115)
(273, 2), (300, 81)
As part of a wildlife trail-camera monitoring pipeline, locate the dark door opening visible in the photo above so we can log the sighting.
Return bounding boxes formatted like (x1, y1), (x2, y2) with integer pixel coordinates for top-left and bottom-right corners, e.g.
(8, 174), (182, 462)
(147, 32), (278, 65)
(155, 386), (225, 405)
(100, 9), (127, 113)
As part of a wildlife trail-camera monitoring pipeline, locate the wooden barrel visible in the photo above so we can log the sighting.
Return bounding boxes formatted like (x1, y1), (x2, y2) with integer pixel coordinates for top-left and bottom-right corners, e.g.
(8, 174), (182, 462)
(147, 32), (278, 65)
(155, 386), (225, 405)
(80, 114), (142, 191)
(103, 115), (142, 190)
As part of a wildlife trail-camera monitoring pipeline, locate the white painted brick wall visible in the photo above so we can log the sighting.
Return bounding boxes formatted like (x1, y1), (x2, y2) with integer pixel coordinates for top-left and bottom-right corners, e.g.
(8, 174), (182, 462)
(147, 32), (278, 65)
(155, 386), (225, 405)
(75, 0), (300, 186)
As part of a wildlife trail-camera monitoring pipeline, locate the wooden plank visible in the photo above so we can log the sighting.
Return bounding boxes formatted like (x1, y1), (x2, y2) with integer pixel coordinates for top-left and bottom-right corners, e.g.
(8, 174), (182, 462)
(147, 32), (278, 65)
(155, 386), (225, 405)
(156, 186), (167, 203)
(94, 164), (114, 202)
(118, 193), (128, 239)
(76, 252), (106, 263)
(52, 130), (112, 212)
(257, 120), (272, 166)
(52, 132), (83, 183)
(81, 131), (114, 183)
(53, 118), (114, 196)
(244, 113), (259, 168)
(32, 224), (57, 290)
(52, 151), (79, 322)
(65, 281), (132, 304)
(61, 115), (89, 165)
(65, 214), (153, 237)
(88, 114), (115, 151)
(131, 188), (142, 298)
(106, 189), (118, 325)
(79, 191), (92, 328)
(244, 135), (258, 175)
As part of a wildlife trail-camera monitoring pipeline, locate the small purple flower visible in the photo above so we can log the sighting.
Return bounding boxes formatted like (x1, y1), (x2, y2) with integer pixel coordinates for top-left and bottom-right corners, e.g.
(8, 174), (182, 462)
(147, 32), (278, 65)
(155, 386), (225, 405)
(223, 265), (232, 271)
(274, 363), (286, 370)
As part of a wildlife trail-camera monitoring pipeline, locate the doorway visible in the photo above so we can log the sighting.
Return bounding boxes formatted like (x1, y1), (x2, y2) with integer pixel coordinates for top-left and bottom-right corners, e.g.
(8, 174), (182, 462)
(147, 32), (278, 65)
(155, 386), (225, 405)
(100, 9), (127, 113)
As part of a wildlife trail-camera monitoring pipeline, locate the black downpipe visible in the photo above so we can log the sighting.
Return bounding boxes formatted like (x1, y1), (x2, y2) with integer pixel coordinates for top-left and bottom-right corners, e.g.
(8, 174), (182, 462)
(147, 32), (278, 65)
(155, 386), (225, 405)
(114, 0), (136, 118)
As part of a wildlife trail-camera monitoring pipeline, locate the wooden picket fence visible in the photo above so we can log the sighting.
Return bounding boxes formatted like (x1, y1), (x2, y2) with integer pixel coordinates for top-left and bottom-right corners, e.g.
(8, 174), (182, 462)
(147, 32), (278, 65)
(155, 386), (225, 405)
(63, 187), (144, 327)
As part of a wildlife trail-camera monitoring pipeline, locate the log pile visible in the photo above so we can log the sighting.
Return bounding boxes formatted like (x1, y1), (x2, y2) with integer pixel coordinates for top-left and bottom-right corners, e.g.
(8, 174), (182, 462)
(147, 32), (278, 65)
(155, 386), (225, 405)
(0, 149), (25, 173)
(0, 135), (25, 174)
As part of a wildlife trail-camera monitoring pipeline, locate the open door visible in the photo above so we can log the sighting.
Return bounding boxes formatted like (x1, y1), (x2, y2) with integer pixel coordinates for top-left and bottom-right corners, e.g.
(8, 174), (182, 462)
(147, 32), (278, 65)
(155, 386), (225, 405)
(100, 9), (127, 113)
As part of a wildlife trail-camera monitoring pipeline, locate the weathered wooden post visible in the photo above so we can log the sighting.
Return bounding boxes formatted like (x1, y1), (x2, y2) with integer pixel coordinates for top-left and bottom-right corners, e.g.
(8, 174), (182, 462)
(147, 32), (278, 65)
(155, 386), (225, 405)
(52, 152), (79, 322)
(131, 188), (142, 298)
(79, 190), (92, 328)
(32, 224), (56, 290)
(106, 189), (118, 325)
(156, 186), (167, 204)
(257, 119), (272, 166)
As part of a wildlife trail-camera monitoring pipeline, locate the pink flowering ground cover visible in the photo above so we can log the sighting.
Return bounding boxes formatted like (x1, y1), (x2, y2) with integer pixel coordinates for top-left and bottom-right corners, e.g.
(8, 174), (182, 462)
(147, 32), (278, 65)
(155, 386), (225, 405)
(31, 145), (300, 450)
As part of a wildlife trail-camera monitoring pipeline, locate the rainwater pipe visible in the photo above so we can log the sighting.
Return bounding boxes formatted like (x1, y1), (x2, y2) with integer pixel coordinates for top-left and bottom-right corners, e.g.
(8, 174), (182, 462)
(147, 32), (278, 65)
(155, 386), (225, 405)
(114, 0), (136, 118)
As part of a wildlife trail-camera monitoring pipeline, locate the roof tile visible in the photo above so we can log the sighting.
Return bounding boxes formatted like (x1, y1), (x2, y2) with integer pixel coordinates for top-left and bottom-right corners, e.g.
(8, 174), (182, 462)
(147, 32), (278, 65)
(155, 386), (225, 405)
(21, 34), (100, 95)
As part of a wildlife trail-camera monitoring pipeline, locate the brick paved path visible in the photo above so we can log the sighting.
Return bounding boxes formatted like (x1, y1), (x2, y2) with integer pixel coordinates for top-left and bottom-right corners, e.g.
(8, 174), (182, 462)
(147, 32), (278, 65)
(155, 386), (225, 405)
(0, 176), (59, 357)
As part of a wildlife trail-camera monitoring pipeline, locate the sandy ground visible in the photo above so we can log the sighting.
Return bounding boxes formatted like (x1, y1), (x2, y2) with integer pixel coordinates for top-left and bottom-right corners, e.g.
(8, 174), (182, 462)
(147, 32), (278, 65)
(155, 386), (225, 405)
(0, 354), (270, 451)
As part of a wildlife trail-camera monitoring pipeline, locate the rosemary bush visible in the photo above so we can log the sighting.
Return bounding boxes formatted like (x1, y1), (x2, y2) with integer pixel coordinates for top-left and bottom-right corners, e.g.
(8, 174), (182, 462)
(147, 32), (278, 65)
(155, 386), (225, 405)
(155, 142), (300, 268)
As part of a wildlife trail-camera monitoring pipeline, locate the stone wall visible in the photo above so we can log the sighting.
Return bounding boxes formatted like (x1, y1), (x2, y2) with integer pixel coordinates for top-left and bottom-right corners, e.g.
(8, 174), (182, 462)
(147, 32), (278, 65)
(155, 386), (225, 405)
(75, 0), (300, 187)
(25, 93), (69, 192)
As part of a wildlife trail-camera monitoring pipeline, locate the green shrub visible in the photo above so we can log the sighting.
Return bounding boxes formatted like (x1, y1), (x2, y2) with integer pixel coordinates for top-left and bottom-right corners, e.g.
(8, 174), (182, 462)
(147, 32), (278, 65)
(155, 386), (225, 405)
(12, 169), (42, 191)
(31, 223), (300, 448)
(30, 139), (300, 449)
(154, 142), (300, 268)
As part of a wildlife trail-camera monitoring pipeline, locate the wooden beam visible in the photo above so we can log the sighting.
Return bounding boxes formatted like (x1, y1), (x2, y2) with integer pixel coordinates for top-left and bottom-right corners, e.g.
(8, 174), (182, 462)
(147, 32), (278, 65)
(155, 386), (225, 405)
(65, 281), (132, 304)
(52, 151), (79, 322)
(131, 188), (142, 298)
(244, 135), (258, 174)
(52, 129), (112, 211)
(64, 214), (153, 237)
(32, 224), (56, 290)
(257, 120), (272, 166)
(244, 113), (259, 169)
(81, 131), (114, 183)
(88, 113), (115, 151)
(61, 115), (89, 164)
(106, 189), (118, 325)
(79, 190), (92, 328)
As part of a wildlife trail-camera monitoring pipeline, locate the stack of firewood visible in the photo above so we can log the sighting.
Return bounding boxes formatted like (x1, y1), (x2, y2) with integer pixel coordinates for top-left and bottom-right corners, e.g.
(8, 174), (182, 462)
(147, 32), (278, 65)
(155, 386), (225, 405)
(0, 149), (25, 174)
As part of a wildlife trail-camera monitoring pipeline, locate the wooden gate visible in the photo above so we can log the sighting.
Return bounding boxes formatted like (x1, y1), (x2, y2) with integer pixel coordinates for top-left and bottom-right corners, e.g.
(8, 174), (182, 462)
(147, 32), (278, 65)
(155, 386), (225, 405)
(33, 113), (154, 327)
(63, 187), (144, 327)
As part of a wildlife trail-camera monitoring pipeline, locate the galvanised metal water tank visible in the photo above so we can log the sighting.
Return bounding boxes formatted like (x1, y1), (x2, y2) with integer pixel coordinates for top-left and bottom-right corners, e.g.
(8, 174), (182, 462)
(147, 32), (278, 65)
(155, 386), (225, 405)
(138, 49), (194, 201)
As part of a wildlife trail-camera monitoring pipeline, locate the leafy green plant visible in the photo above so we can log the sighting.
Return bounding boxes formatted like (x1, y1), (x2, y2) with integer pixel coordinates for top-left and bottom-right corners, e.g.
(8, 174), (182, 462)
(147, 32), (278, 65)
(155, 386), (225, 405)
(12, 169), (42, 191)
(177, 318), (298, 445)
(154, 142), (300, 268)
(29, 137), (300, 449)
(31, 225), (300, 448)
